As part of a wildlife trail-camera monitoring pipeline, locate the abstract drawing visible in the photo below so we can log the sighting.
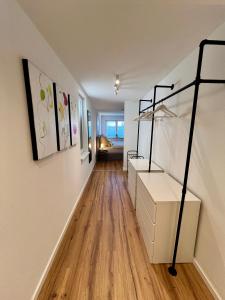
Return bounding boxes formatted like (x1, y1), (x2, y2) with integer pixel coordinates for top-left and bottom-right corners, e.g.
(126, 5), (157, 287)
(68, 94), (78, 146)
(53, 83), (70, 150)
(22, 59), (58, 160)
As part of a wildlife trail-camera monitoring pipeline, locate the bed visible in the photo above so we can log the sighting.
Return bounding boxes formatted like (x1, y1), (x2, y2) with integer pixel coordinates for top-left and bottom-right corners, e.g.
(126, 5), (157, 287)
(96, 135), (124, 161)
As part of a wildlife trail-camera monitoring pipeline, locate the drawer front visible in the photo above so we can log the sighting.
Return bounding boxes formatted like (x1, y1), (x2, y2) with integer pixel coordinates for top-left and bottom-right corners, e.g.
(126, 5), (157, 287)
(128, 160), (132, 174)
(136, 208), (155, 262)
(127, 161), (132, 194)
(140, 226), (154, 262)
(136, 176), (157, 223)
(128, 180), (136, 207)
(128, 163), (136, 184)
(136, 194), (156, 243)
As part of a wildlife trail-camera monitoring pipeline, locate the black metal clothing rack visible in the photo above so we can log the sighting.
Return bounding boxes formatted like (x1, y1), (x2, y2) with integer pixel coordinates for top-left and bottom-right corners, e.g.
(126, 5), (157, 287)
(136, 86), (174, 162)
(145, 39), (225, 276)
(126, 99), (152, 172)
(136, 99), (152, 155)
(148, 84), (174, 173)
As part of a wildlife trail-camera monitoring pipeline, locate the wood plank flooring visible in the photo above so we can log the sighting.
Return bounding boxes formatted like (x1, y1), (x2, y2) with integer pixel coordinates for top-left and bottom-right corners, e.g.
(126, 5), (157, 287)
(37, 160), (213, 300)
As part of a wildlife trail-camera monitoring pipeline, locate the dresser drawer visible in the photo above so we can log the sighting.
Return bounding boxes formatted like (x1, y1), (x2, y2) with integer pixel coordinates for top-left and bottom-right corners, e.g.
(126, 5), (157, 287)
(136, 197), (156, 243)
(128, 163), (136, 184)
(128, 180), (136, 207)
(136, 210), (155, 261)
(137, 175), (156, 223)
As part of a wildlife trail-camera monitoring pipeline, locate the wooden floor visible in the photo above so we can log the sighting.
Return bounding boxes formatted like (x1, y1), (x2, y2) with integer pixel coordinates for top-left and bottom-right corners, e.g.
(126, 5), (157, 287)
(38, 161), (213, 300)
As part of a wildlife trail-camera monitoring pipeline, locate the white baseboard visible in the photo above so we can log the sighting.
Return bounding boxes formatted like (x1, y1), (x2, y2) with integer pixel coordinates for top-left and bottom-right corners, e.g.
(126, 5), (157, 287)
(31, 169), (93, 300)
(193, 258), (222, 300)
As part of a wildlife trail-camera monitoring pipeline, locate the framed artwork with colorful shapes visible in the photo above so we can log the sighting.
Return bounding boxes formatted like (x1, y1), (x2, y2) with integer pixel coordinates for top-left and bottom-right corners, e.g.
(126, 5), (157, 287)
(22, 59), (58, 160)
(68, 94), (78, 146)
(53, 83), (70, 150)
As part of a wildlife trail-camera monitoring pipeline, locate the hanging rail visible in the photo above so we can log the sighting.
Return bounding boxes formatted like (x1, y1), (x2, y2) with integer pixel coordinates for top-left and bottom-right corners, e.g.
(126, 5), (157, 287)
(147, 77), (225, 112)
(147, 80), (196, 110)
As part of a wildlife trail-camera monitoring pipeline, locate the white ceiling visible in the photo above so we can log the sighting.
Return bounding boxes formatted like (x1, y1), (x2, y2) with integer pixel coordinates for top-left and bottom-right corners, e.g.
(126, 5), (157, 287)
(17, 0), (225, 110)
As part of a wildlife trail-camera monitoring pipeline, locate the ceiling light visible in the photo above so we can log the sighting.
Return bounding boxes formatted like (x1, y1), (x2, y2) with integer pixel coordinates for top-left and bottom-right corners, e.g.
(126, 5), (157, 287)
(114, 74), (120, 95)
(115, 74), (120, 85)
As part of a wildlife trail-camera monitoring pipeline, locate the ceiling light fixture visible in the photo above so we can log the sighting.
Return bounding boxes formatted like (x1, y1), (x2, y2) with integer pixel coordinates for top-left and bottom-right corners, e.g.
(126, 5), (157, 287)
(115, 76), (120, 85)
(114, 74), (120, 95)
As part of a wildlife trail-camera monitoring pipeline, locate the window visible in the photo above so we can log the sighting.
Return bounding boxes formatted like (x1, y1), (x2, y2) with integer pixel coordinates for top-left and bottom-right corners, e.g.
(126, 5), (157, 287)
(106, 121), (116, 138)
(78, 95), (85, 151)
(106, 120), (124, 139)
(117, 121), (124, 138)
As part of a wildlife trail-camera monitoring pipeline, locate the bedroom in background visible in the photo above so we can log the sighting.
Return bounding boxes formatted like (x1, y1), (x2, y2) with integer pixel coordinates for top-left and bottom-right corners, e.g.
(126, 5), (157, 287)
(96, 111), (124, 161)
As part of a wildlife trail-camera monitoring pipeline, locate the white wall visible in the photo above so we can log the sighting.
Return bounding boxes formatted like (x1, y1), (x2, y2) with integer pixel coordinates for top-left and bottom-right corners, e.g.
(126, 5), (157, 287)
(123, 100), (138, 170)
(0, 1), (96, 299)
(138, 23), (225, 299)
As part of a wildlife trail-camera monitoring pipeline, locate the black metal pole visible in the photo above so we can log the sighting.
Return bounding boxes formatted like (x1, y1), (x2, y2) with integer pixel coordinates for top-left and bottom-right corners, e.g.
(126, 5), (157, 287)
(148, 87), (157, 172)
(148, 84), (174, 172)
(136, 100), (142, 155)
(140, 99), (153, 102)
(168, 40), (205, 276)
(200, 79), (225, 84)
(201, 39), (225, 46)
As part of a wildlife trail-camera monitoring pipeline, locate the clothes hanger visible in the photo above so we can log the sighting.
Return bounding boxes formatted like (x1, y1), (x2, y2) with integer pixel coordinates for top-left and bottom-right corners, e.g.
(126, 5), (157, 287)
(133, 111), (152, 121)
(143, 104), (177, 120)
(157, 104), (177, 117)
(134, 103), (177, 121)
(140, 111), (154, 120)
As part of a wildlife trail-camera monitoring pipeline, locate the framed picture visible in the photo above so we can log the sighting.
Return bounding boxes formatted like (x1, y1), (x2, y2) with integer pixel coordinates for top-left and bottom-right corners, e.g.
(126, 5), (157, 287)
(22, 59), (58, 160)
(87, 110), (92, 163)
(53, 83), (70, 151)
(68, 94), (78, 146)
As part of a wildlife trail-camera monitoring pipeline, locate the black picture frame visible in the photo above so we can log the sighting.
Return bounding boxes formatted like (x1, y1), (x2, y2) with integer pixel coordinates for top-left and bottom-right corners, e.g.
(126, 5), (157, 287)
(22, 59), (58, 160)
(68, 94), (78, 147)
(53, 82), (70, 151)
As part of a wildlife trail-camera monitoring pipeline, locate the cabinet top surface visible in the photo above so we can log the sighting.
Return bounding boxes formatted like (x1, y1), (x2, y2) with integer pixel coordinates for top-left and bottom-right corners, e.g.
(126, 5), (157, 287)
(129, 159), (162, 171)
(138, 173), (200, 203)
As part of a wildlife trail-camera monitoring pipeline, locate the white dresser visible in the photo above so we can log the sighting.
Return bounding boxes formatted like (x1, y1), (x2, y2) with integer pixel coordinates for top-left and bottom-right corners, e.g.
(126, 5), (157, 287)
(136, 173), (201, 263)
(127, 159), (163, 209)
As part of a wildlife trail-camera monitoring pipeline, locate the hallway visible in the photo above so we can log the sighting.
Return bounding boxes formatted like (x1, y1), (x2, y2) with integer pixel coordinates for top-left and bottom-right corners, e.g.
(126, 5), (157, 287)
(38, 161), (212, 300)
